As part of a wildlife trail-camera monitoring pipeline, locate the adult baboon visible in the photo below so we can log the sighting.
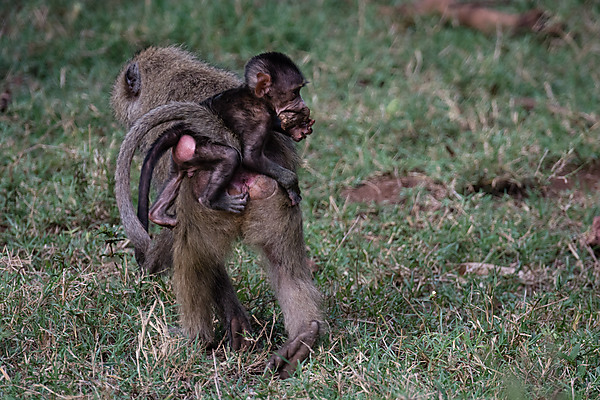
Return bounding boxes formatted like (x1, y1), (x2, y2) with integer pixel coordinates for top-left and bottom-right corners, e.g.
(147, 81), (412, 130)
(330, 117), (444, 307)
(112, 47), (322, 378)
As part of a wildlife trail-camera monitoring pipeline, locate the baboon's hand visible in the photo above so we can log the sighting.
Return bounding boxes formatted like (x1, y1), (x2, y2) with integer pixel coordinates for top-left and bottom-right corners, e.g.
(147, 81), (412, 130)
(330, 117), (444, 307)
(222, 192), (249, 213)
(266, 320), (320, 379)
(286, 186), (302, 207)
(287, 190), (302, 207)
(204, 192), (249, 213)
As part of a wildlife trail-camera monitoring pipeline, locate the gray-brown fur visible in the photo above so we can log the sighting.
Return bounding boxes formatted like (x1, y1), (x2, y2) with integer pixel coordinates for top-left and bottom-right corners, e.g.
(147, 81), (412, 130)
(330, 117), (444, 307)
(138, 52), (314, 228)
(112, 47), (322, 378)
(111, 46), (241, 129)
(111, 47), (242, 200)
(115, 101), (238, 262)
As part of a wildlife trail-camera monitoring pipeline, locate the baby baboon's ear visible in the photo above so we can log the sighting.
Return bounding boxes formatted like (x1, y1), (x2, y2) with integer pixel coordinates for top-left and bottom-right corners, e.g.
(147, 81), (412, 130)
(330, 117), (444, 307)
(253, 72), (271, 98)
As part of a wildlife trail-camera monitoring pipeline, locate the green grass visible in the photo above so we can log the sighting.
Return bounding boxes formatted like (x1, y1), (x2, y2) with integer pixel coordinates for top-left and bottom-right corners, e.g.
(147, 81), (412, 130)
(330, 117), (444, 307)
(2, 0), (600, 398)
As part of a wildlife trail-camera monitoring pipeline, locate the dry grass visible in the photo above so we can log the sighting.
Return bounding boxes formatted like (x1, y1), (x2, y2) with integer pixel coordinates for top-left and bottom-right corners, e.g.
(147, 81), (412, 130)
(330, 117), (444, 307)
(1, 0), (600, 398)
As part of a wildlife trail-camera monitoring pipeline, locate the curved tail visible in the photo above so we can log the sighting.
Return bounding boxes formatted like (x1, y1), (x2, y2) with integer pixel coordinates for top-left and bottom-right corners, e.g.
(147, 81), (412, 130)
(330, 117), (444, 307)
(115, 102), (211, 261)
(138, 123), (187, 231)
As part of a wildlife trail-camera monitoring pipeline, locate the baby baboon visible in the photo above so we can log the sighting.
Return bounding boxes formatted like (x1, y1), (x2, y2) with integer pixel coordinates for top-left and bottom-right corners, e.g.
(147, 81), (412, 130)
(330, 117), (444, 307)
(112, 47), (322, 378)
(139, 52), (314, 228)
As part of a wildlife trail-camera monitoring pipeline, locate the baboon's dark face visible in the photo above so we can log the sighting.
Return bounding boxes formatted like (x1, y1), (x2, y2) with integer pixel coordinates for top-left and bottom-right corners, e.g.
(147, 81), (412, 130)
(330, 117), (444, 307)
(270, 74), (314, 142)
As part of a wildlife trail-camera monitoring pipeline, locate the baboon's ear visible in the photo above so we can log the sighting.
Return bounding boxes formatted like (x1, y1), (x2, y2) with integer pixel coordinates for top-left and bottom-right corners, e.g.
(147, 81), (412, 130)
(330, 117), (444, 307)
(254, 72), (271, 98)
(125, 62), (141, 97)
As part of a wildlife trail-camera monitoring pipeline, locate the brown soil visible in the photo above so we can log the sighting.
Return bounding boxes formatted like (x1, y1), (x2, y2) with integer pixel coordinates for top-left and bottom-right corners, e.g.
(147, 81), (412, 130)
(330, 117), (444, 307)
(549, 163), (600, 251)
(343, 166), (600, 254)
(342, 163), (600, 206)
(342, 173), (446, 206)
(467, 175), (536, 199)
(547, 163), (600, 195)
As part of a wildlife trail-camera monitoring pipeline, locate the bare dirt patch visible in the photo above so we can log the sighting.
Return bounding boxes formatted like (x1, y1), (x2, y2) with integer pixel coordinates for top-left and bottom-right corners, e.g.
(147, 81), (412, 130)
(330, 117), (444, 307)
(343, 163), (600, 206)
(463, 162), (600, 200)
(549, 163), (600, 251)
(547, 163), (600, 195)
(466, 175), (536, 199)
(342, 173), (447, 209)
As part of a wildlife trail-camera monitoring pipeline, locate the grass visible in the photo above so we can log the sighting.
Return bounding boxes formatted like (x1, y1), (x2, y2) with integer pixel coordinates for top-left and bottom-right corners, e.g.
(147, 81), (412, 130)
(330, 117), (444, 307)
(1, 0), (600, 398)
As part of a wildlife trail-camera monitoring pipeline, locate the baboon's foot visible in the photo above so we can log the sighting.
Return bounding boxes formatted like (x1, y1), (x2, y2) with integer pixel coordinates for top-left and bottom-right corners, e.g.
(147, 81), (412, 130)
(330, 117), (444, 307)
(266, 320), (320, 379)
(229, 315), (253, 351)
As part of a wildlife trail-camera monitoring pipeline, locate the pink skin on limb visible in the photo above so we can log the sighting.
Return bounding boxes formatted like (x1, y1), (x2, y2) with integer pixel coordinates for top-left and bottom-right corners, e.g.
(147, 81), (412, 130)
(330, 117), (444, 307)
(173, 134), (197, 164)
(176, 134), (278, 201)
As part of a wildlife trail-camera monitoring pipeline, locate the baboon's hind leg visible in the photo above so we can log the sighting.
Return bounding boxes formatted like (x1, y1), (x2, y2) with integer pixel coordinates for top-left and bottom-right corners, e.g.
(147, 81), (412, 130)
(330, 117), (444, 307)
(212, 268), (253, 350)
(173, 181), (252, 347)
(244, 194), (322, 377)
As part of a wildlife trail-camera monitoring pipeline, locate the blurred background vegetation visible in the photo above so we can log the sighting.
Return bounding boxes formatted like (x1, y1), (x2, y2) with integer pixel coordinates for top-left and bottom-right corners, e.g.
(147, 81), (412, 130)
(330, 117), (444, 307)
(1, 0), (599, 398)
